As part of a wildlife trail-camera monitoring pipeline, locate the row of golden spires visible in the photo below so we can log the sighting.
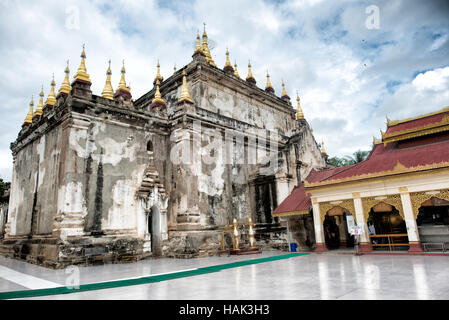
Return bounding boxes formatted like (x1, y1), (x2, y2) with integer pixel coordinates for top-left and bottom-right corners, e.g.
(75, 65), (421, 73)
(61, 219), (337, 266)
(23, 27), (305, 126)
(195, 25), (305, 120)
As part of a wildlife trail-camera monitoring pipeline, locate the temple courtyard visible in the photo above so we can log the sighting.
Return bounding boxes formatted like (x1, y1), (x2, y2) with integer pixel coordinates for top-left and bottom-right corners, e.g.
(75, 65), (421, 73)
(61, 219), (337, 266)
(0, 251), (448, 300)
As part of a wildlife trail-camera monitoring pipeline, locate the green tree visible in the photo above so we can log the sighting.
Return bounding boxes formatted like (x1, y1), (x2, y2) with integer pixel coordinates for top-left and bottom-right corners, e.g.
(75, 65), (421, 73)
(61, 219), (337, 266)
(327, 150), (370, 168)
(0, 178), (10, 199)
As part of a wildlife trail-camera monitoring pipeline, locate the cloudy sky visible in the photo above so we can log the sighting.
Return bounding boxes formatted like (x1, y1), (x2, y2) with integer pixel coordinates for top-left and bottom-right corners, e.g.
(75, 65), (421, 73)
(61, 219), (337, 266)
(0, 0), (448, 181)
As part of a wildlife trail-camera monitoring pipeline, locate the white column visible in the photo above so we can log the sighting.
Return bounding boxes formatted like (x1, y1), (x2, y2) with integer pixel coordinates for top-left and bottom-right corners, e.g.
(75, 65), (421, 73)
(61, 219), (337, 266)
(353, 196), (372, 252)
(400, 192), (420, 241)
(353, 197), (370, 243)
(312, 200), (327, 251)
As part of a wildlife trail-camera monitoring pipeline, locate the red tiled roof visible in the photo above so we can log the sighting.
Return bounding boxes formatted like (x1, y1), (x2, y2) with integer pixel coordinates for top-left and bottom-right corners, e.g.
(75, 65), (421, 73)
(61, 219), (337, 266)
(306, 139), (449, 185)
(272, 183), (311, 217)
(386, 109), (449, 135)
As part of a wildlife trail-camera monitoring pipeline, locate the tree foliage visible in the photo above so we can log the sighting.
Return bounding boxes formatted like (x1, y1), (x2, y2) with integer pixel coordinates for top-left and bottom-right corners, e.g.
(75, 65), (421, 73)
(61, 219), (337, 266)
(0, 178), (10, 199)
(327, 150), (370, 168)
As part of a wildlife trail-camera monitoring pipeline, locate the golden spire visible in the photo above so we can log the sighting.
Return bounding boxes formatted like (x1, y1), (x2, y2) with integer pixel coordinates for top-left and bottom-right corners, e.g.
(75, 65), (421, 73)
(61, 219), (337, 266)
(193, 31), (203, 55)
(116, 60), (130, 94)
(102, 60), (114, 100)
(321, 140), (326, 154)
(151, 79), (166, 107)
(281, 80), (290, 99)
(154, 60), (164, 85)
(24, 96), (34, 125)
(178, 70), (193, 104)
(58, 60), (71, 95)
(223, 48), (234, 73)
(296, 92), (304, 120)
(174, 63), (177, 74)
(73, 44), (91, 83)
(45, 74), (57, 106)
(34, 86), (44, 117)
(265, 71), (274, 93)
(246, 60), (256, 84)
(202, 23), (216, 67)
(234, 61), (240, 78)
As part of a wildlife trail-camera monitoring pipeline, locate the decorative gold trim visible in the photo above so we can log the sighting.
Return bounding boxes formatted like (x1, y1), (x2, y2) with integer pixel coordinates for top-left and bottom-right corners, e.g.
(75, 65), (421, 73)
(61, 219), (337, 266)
(410, 189), (449, 219)
(387, 107), (449, 127)
(272, 209), (310, 217)
(304, 161), (449, 188)
(318, 199), (356, 224)
(382, 115), (449, 145)
(398, 186), (408, 193)
(361, 194), (404, 221)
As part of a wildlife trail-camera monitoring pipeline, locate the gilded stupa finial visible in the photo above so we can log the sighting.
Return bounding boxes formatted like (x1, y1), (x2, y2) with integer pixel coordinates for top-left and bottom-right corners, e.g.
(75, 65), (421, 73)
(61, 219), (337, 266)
(246, 60), (256, 85)
(265, 71), (274, 93)
(101, 60), (114, 100)
(296, 91), (304, 120)
(153, 60), (164, 85)
(193, 30), (204, 56)
(223, 48), (234, 73)
(151, 79), (166, 107)
(201, 23), (216, 67)
(115, 59), (130, 94)
(58, 60), (71, 95)
(174, 63), (177, 74)
(32, 86), (44, 120)
(24, 96), (34, 125)
(234, 61), (240, 78)
(73, 44), (91, 83)
(321, 140), (327, 154)
(45, 74), (57, 106)
(281, 80), (290, 100)
(178, 70), (193, 104)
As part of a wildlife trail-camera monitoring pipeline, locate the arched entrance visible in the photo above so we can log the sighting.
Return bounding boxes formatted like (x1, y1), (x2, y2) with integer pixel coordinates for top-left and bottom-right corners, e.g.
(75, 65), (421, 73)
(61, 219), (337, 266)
(416, 196), (449, 247)
(367, 202), (408, 251)
(323, 206), (356, 250)
(147, 205), (162, 256)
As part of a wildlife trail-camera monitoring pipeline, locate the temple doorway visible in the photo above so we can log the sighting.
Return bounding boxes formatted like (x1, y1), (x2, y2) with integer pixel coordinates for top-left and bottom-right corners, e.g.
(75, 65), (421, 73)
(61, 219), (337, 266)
(416, 196), (449, 246)
(148, 205), (162, 256)
(323, 206), (355, 250)
(367, 202), (408, 251)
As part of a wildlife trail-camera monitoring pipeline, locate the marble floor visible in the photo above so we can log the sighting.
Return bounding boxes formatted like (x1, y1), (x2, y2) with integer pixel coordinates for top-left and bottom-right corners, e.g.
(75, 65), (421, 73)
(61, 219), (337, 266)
(1, 251), (449, 300)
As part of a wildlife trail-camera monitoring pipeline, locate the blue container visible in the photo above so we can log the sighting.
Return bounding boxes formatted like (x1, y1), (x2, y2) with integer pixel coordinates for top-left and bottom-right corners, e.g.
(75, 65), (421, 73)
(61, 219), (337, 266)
(290, 243), (297, 252)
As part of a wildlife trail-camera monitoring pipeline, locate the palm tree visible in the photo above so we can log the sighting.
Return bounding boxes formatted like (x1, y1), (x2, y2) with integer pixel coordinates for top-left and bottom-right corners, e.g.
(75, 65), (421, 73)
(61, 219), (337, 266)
(327, 150), (370, 167)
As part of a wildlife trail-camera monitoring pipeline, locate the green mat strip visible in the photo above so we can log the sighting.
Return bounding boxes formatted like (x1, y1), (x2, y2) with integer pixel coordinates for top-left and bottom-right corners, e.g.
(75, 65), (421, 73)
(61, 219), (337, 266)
(0, 253), (307, 300)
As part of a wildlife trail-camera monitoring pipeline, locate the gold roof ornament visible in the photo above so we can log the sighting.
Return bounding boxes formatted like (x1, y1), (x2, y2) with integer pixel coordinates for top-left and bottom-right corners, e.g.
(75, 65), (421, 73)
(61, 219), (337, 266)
(45, 74), (57, 106)
(202, 23), (217, 67)
(73, 44), (91, 83)
(101, 60), (114, 100)
(296, 92), (304, 120)
(58, 60), (71, 95)
(193, 31), (204, 56)
(321, 140), (327, 154)
(116, 60), (130, 94)
(178, 70), (194, 104)
(246, 60), (256, 84)
(153, 60), (164, 85)
(24, 96), (34, 125)
(234, 61), (240, 78)
(174, 63), (177, 74)
(265, 71), (274, 93)
(34, 86), (44, 117)
(223, 48), (234, 73)
(281, 80), (290, 100)
(151, 79), (166, 107)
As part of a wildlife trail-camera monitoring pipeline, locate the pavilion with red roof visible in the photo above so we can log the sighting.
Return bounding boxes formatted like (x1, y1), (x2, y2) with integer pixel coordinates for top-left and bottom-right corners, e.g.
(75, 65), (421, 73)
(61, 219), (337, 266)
(273, 107), (449, 253)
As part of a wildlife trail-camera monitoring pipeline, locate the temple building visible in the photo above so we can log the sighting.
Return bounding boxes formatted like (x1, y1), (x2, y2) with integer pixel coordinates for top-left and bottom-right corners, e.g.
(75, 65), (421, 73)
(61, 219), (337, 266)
(0, 27), (326, 268)
(274, 107), (449, 253)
